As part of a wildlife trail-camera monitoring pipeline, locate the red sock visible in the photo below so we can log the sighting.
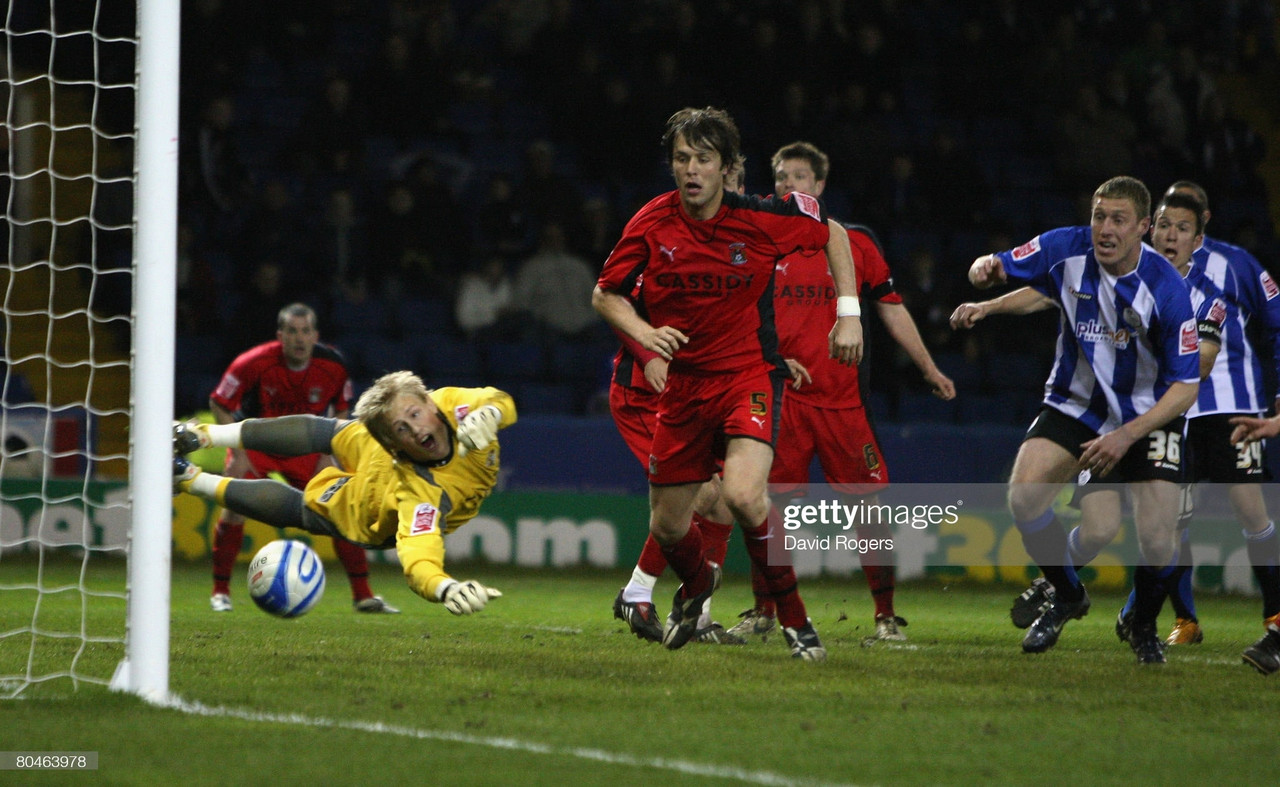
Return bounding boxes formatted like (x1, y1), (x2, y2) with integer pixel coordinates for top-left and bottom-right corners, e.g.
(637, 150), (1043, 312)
(857, 523), (896, 619)
(333, 538), (373, 600)
(660, 526), (711, 599)
(211, 518), (244, 595)
(741, 509), (807, 628)
(636, 534), (668, 577)
(749, 565), (777, 617)
(693, 513), (734, 568)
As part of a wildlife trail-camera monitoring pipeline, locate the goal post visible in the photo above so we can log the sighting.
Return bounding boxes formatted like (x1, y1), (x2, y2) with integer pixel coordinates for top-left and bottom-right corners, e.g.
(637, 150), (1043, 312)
(110, 0), (180, 703)
(1, 1), (179, 702)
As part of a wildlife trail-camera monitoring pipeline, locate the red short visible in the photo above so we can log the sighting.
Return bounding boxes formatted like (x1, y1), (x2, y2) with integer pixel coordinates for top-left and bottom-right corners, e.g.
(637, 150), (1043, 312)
(648, 368), (782, 486)
(228, 448), (324, 490)
(768, 398), (889, 496)
(608, 382), (659, 469)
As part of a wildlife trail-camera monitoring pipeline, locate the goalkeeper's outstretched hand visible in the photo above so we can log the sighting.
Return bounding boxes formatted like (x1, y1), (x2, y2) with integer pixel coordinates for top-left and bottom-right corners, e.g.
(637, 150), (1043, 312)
(441, 579), (502, 615)
(457, 404), (502, 457)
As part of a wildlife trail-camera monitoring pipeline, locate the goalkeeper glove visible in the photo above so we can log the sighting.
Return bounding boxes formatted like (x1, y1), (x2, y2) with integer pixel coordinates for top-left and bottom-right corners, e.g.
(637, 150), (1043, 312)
(456, 404), (502, 456)
(439, 579), (502, 615)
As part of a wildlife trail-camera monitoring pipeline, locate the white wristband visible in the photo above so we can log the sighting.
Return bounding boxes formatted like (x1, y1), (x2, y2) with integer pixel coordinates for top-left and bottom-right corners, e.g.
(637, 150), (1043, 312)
(836, 296), (861, 318)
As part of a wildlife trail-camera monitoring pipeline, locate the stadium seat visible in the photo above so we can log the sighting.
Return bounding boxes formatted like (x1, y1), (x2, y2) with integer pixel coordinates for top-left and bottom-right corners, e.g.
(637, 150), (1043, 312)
(413, 335), (483, 381)
(483, 340), (545, 380)
(984, 352), (1049, 394)
(514, 382), (578, 415)
(933, 351), (982, 391)
(897, 390), (958, 424)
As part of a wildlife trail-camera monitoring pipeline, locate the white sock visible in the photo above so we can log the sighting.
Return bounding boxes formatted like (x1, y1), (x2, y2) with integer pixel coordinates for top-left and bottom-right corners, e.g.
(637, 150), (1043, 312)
(621, 567), (657, 604)
(205, 422), (243, 448)
(189, 472), (223, 498)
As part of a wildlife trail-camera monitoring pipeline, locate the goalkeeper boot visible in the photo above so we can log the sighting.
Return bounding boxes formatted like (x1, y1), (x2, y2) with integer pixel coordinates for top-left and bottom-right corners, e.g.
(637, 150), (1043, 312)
(662, 562), (721, 651)
(1165, 617), (1203, 646)
(783, 619), (828, 662)
(1129, 621), (1167, 665)
(354, 596), (401, 614)
(1021, 588), (1090, 654)
(173, 421), (210, 455)
(612, 589), (662, 642)
(693, 622), (746, 645)
(1242, 614), (1280, 675)
(726, 608), (776, 643)
(1011, 577), (1055, 629)
(173, 455), (201, 494)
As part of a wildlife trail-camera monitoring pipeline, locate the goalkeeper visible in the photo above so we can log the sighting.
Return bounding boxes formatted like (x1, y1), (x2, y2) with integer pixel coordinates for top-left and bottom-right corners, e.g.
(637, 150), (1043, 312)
(174, 370), (514, 615)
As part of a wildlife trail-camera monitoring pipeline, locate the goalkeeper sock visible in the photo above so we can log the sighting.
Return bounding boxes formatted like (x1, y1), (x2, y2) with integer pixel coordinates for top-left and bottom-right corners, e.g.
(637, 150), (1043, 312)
(210, 518), (244, 596)
(622, 566), (658, 604)
(856, 523), (896, 619)
(741, 510), (807, 629)
(635, 534), (667, 578)
(202, 422), (243, 448)
(332, 538), (373, 601)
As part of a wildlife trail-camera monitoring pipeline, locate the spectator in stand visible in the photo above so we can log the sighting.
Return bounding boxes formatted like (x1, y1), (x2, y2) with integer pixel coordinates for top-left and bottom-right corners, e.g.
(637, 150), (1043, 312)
(292, 75), (367, 180)
(1053, 84), (1138, 194)
(512, 222), (602, 343)
(185, 94), (251, 217)
(455, 256), (517, 341)
(204, 302), (398, 615)
(516, 139), (583, 230)
(476, 174), (535, 263)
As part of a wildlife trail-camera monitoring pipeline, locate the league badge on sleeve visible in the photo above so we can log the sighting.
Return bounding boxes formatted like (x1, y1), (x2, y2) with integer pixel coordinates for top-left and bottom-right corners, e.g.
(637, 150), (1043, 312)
(1011, 236), (1041, 261)
(410, 503), (440, 536)
(1261, 271), (1279, 301)
(1179, 319), (1198, 355)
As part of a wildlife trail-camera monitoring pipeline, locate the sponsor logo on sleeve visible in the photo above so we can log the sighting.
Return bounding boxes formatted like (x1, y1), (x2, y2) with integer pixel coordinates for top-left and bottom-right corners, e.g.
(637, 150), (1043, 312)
(1262, 271), (1279, 300)
(410, 503), (439, 536)
(791, 191), (821, 221)
(213, 373), (240, 400)
(1179, 318), (1198, 355)
(1010, 236), (1041, 261)
(1208, 298), (1228, 326)
(454, 404), (471, 422)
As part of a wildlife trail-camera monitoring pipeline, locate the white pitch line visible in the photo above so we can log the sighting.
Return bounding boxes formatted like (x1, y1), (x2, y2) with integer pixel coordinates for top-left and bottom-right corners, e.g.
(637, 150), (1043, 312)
(159, 695), (862, 787)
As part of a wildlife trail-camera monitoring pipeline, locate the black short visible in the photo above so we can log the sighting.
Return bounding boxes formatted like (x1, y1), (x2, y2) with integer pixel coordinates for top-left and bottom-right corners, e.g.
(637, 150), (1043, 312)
(1025, 406), (1184, 492)
(1185, 413), (1267, 483)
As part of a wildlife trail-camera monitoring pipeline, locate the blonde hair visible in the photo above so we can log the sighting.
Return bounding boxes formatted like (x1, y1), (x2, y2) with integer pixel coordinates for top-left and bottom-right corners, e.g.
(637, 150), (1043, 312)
(353, 371), (431, 453)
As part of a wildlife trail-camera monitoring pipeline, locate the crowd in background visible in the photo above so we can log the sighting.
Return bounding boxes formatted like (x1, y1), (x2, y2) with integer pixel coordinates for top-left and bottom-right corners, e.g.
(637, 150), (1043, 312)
(166, 0), (1279, 423)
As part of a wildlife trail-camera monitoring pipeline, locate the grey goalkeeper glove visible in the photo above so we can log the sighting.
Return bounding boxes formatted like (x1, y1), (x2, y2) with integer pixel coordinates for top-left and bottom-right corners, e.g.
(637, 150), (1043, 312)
(439, 579), (502, 615)
(456, 404), (502, 456)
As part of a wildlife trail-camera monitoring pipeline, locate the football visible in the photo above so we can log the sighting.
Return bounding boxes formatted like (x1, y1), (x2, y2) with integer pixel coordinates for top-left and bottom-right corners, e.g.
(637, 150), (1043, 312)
(247, 540), (326, 618)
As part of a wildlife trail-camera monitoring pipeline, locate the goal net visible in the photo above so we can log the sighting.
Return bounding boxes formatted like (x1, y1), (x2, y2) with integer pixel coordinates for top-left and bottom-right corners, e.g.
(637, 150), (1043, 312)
(2, 1), (177, 701)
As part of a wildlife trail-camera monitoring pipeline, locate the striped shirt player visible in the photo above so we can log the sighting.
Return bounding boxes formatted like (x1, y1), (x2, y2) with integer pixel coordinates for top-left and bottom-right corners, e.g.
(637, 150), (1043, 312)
(999, 226), (1200, 435)
(1189, 236), (1280, 418)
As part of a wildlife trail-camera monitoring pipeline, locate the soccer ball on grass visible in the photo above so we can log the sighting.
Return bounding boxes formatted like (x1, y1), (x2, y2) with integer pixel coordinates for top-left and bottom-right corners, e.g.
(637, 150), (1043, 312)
(247, 539), (325, 618)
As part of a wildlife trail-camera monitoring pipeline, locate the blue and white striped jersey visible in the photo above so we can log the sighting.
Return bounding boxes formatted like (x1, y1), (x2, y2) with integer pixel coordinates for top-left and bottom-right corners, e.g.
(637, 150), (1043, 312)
(1183, 263), (1239, 418)
(997, 226), (1200, 434)
(1189, 235), (1280, 415)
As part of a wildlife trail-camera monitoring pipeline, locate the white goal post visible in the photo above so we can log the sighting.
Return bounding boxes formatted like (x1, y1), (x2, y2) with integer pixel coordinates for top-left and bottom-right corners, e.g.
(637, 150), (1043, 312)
(1, 1), (178, 702)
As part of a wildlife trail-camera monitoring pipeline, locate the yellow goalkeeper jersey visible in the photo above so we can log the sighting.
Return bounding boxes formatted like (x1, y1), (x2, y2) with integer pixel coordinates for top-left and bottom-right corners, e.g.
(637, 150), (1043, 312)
(302, 386), (516, 602)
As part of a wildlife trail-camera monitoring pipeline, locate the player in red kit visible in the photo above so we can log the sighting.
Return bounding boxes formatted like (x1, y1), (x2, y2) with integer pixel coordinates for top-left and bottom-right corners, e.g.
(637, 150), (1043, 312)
(593, 107), (863, 660)
(206, 302), (398, 613)
(729, 141), (956, 644)
(608, 157), (749, 645)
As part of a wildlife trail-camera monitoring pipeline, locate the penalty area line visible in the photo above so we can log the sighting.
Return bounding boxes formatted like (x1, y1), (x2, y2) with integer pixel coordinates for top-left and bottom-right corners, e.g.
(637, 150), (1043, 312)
(161, 695), (859, 787)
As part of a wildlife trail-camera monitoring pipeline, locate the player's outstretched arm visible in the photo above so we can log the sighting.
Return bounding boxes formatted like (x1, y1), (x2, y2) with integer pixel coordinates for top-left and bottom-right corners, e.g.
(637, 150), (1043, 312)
(950, 287), (1054, 330)
(875, 301), (955, 399)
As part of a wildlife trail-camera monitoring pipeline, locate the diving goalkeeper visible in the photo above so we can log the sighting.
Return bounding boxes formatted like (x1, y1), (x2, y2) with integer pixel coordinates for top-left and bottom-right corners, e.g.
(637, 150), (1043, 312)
(173, 370), (514, 615)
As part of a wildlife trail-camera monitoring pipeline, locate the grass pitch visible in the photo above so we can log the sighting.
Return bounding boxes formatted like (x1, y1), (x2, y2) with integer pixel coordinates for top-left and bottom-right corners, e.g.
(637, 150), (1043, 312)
(2, 556), (1278, 786)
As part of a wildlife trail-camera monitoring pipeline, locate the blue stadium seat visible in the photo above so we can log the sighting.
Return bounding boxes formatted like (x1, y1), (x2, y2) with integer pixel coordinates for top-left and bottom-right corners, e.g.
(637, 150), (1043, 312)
(933, 351), (982, 391)
(483, 341), (545, 380)
(897, 391), (959, 424)
(175, 335), (226, 375)
(984, 352), (1049, 393)
(412, 335), (483, 381)
(514, 382), (577, 415)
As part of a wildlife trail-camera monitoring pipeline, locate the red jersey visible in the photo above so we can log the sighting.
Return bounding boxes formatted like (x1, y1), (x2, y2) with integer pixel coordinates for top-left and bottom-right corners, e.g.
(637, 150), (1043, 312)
(598, 190), (831, 375)
(774, 226), (901, 408)
(211, 341), (352, 419)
